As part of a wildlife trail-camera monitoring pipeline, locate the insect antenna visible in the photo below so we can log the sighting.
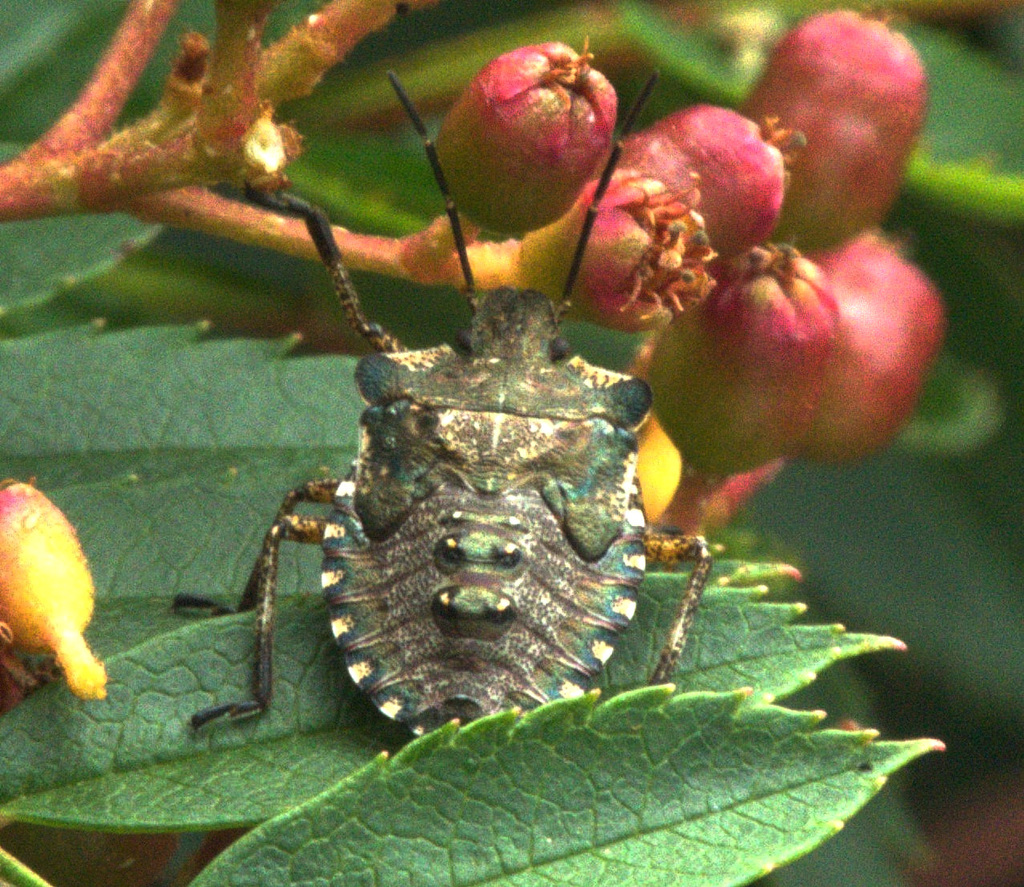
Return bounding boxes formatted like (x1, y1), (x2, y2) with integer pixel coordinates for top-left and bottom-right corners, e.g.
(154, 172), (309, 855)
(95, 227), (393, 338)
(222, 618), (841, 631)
(558, 71), (659, 318)
(387, 70), (477, 309)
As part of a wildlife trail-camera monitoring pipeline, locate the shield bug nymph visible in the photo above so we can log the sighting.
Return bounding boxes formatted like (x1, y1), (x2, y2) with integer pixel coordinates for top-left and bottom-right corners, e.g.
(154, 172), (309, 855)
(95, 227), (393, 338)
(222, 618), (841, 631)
(175, 71), (711, 736)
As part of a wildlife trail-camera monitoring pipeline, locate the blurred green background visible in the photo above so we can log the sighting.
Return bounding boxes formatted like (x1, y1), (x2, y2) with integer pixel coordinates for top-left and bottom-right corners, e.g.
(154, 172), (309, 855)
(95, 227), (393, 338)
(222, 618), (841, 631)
(1, 1), (1022, 885)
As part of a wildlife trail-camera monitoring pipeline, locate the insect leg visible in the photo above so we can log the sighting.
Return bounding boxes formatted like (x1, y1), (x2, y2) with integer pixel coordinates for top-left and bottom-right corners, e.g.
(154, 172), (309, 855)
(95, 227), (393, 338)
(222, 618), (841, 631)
(185, 478), (338, 729)
(244, 185), (402, 354)
(643, 531), (712, 685)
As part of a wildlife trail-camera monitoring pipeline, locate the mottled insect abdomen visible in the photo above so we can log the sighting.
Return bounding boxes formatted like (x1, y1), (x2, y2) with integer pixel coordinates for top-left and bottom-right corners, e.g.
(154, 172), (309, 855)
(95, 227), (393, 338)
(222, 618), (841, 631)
(324, 481), (645, 735)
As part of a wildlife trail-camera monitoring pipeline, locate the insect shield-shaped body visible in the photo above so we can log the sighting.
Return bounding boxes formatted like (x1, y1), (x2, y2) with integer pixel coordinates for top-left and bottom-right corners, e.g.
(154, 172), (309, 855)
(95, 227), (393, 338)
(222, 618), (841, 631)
(323, 288), (652, 735)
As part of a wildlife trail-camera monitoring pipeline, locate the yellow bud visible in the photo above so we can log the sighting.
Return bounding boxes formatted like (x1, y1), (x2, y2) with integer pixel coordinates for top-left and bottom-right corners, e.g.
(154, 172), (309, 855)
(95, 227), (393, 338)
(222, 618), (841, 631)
(637, 416), (682, 523)
(0, 481), (107, 700)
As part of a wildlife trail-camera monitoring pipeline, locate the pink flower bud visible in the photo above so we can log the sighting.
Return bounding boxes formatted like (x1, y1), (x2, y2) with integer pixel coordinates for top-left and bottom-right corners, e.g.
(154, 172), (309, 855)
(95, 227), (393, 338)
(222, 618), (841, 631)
(436, 43), (617, 234)
(519, 173), (714, 332)
(743, 11), (927, 250)
(798, 233), (946, 461)
(648, 246), (839, 475)
(621, 105), (787, 258)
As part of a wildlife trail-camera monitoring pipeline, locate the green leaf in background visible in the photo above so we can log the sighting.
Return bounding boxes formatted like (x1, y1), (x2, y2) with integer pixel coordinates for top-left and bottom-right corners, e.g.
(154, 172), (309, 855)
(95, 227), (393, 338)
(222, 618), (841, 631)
(615, 0), (751, 106)
(188, 688), (938, 887)
(0, 0), (218, 142)
(0, 0), (124, 142)
(899, 353), (1003, 457)
(0, 845), (57, 887)
(0, 161), (159, 312)
(904, 24), (1024, 225)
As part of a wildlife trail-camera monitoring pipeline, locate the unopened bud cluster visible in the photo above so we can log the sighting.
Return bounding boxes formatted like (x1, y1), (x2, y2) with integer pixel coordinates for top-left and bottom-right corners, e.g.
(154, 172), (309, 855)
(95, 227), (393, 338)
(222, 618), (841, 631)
(438, 15), (943, 523)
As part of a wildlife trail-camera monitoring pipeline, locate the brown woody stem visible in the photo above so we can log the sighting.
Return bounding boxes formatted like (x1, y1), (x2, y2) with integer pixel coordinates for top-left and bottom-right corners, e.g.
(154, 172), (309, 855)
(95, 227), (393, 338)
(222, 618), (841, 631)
(258, 0), (441, 104)
(196, 0), (279, 159)
(130, 188), (519, 287)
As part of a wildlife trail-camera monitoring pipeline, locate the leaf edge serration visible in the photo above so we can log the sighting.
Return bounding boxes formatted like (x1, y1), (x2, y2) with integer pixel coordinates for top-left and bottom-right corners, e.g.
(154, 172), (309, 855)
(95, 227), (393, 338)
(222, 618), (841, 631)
(189, 685), (941, 887)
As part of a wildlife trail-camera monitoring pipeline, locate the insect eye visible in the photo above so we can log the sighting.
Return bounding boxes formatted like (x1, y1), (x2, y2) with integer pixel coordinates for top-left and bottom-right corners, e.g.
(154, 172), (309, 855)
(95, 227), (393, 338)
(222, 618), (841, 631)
(414, 409), (439, 435)
(549, 336), (571, 361)
(454, 328), (473, 355)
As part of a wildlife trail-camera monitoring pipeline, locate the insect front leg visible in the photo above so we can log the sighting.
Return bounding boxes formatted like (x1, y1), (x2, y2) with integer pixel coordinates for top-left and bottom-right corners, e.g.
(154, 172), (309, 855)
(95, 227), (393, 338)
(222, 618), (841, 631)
(243, 185), (402, 354)
(643, 531), (713, 685)
(177, 478), (338, 729)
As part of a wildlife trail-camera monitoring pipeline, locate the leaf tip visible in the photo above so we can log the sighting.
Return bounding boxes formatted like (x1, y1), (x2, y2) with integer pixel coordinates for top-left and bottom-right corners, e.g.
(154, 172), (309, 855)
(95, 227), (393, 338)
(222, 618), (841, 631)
(878, 635), (908, 652)
(779, 563), (803, 582)
(716, 561), (802, 587)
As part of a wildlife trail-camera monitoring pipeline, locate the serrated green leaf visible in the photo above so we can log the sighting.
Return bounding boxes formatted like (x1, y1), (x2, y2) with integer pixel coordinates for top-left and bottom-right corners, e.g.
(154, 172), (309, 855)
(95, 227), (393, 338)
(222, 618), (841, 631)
(0, 189), (160, 312)
(188, 688), (938, 887)
(0, 327), (914, 834)
(0, 325), (359, 460)
(603, 569), (903, 704)
(0, 595), (407, 830)
(0, 561), (901, 831)
(0, 326), (370, 828)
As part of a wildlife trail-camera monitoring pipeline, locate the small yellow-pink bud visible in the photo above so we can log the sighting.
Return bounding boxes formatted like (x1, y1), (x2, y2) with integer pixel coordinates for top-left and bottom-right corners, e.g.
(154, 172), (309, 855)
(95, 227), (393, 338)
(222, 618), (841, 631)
(0, 481), (107, 700)
(637, 414), (683, 523)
